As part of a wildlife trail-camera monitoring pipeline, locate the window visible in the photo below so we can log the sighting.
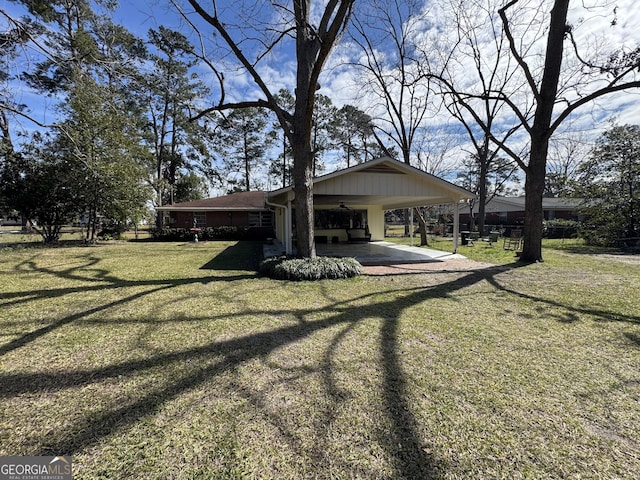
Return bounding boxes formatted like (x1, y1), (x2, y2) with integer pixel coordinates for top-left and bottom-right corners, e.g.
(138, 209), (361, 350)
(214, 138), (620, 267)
(249, 211), (273, 227)
(193, 213), (206, 228)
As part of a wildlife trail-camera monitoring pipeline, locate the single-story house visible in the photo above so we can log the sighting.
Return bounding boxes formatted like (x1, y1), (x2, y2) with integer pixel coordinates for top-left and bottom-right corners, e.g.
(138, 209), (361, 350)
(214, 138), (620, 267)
(158, 156), (476, 253)
(459, 196), (584, 226)
(156, 190), (274, 229)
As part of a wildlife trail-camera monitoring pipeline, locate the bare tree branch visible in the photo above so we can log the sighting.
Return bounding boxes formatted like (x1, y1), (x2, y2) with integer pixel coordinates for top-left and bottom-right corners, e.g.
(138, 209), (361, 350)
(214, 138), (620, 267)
(498, 0), (540, 103)
(551, 80), (640, 134)
(0, 103), (57, 129)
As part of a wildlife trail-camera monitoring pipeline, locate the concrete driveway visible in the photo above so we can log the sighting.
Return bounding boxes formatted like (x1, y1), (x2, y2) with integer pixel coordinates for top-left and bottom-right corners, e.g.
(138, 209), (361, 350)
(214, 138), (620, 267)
(264, 239), (466, 266)
(316, 241), (465, 266)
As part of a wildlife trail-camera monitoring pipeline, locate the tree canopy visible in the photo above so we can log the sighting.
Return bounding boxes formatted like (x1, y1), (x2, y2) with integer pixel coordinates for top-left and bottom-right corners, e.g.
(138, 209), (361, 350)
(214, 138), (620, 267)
(577, 124), (640, 246)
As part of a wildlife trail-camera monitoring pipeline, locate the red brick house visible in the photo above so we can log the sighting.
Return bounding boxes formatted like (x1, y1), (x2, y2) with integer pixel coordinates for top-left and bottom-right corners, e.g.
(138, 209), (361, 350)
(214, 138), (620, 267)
(156, 191), (274, 230)
(156, 157), (475, 253)
(459, 196), (584, 227)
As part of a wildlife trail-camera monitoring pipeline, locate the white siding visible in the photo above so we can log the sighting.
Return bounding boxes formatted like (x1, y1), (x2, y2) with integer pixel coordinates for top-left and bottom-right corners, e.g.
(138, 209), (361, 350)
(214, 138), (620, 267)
(314, 172), (443, 197)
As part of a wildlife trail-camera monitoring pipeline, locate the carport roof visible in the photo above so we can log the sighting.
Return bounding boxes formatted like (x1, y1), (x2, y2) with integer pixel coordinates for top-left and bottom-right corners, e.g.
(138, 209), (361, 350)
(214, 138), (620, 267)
(268, 156), (475, 209)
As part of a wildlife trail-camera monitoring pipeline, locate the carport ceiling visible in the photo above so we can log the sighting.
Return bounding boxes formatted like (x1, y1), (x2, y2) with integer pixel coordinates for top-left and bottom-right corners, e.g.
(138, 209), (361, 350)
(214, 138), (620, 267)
(312, 194), (459, 210)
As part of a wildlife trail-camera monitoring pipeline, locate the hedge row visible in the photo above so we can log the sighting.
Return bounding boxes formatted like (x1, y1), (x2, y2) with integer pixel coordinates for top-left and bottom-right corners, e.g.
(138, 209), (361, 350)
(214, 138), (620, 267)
(543, 219), (581, 239)
(152, 226), (274, 241)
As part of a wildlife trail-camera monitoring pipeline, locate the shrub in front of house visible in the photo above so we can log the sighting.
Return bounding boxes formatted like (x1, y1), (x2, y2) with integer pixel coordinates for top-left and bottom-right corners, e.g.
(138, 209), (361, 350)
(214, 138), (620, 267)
(543, 219), (580, 239)
(152, 226), (274, 241)
(259, 256), (363, 281)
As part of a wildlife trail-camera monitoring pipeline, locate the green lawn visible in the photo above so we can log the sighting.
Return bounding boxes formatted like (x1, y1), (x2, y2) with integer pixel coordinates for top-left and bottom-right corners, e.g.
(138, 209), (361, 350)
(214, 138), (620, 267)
(1, 238), (639, 479)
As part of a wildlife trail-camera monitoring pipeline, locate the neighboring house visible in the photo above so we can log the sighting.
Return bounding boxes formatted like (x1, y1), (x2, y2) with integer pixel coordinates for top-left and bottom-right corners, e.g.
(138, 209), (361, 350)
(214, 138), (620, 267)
(157, 156), (475, 253)
(156, 191), (274, 230)
(459, 196), (584, 227)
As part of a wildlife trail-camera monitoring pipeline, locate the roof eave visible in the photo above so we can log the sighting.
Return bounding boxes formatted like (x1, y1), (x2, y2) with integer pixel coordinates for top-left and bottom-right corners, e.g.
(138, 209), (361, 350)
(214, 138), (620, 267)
(156, 206), (268, 211)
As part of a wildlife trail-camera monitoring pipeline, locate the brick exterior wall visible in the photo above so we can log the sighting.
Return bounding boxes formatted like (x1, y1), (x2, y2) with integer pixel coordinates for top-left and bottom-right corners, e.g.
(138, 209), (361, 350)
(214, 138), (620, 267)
(169, 211), (253, 228)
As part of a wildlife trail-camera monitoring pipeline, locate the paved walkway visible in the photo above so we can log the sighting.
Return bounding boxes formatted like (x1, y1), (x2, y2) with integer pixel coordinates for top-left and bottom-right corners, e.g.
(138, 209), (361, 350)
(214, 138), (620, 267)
(317, 241), (465, 265)
(264, 240), (466, 266)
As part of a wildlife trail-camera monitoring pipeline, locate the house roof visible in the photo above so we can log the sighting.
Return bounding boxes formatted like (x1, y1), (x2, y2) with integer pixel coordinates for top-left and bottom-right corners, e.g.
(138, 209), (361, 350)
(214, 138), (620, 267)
(269, 156), (475, 209)
(156, 191), (268, 211)
(478, 196), (584, 213)
(490, 197), (583, 210)
(157, 157), (475, 213)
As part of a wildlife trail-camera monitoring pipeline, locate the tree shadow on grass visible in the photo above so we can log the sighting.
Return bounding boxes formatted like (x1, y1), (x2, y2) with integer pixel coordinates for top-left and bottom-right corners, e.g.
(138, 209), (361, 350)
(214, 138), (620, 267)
(5, 253), (630, 477)
(1, 260), (516, 478)
(199, 241), (263, 271)
(0, 251), (257, 355)
(624, 332), (640, 346)
(483, 270), (640, 325)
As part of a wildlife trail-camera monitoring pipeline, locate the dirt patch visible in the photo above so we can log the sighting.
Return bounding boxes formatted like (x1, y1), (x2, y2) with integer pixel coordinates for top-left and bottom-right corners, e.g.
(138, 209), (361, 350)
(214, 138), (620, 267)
(588, 253), (640, 265)
(362, 258), (494, 275)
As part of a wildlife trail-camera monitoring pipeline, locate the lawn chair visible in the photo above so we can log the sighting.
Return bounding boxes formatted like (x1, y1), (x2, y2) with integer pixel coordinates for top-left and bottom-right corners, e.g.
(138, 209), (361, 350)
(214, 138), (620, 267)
(503, 229), (523, 251)
(481, 231), (500, 246)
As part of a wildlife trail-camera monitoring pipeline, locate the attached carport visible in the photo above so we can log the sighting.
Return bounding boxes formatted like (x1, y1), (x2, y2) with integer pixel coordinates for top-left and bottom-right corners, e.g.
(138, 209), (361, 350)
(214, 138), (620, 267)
(315, 241), (466, 265)
(267, 156), (476, 255)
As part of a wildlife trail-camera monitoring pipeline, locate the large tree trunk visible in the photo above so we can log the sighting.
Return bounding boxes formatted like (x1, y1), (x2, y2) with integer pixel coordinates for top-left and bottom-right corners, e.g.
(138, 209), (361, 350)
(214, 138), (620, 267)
(292, 31), (317, 259)
(415, 207), (429, 246)
(289, 0), (332, 260)
(520, 0), (570, 263)
(477, 144), (489, 235)
(521, 142), (547, 262)
(292, 135), (316, 258)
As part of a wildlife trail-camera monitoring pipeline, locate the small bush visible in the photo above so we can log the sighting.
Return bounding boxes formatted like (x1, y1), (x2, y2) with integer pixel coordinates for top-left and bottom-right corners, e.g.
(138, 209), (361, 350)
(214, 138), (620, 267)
(259, 256), (363, 281)
(544, 219), (580, 239)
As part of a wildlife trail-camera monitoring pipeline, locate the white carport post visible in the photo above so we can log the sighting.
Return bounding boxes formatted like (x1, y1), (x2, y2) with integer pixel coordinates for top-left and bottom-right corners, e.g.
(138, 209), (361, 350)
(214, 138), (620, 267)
(452, 200), (460, 253)
(285, 196), (292, 254)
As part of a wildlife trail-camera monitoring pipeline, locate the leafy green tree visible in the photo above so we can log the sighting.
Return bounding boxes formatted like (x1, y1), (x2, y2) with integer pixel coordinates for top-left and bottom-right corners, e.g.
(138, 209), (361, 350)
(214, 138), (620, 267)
(18, 0), (105, 95)
(3, 0), (151, 241)
(576, 124), (640, 246)
(213, 107), (274, 192)
(329, 104), (377, 168)
(1, 133), (80, 242)
(59, 76), (151, 242)
(173, 172), (208, 203)
(139, 26), (210, 222)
